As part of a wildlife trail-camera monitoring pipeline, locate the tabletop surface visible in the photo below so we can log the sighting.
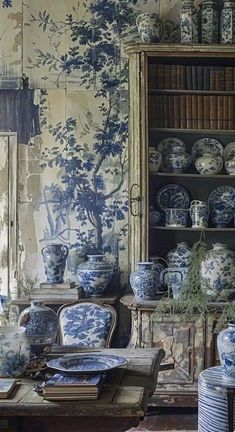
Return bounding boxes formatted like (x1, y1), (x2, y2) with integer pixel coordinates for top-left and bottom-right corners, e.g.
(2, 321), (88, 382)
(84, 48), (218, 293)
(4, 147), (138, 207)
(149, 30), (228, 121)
(0, 348), (165, 418)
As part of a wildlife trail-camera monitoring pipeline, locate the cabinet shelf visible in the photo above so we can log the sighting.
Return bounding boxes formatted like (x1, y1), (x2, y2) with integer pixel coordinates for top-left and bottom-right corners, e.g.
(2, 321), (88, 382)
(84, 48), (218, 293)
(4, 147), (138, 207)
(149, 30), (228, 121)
(150, 172), (235, 179)
(150, 127), (235, 135)
(150, 226), (235, 232)
(149, 89), (235, 96)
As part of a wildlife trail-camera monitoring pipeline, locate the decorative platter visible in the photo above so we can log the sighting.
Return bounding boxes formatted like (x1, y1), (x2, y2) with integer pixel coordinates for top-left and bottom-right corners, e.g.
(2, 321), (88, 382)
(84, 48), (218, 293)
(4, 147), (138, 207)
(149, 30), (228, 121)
(157, 184), (190, 210)
(157, 137), (185, 154)
(47, 354), (128, 374)
(191, 138), (224, 161)
(208, 186), (235, 212)
(224, 142), (235, 161)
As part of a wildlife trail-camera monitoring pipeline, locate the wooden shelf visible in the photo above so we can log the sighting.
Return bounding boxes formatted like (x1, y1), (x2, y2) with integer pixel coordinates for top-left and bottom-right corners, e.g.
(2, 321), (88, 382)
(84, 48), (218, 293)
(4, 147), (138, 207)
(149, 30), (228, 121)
(149, 127), (235, 134)
(150, 172), (235, 179)
(150, 226), (235, 232)
(149, 89), (235, 96)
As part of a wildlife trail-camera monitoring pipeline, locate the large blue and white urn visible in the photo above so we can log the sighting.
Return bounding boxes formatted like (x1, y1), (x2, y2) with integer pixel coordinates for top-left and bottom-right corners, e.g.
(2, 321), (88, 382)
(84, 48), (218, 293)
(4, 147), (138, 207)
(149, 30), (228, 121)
(201, 243), (235, 299)
(41, 243), (69, 284)
(217, 323), (235, 382)
(18, 301), (58, 355)
(77, 254), (114, 297)
(0, 326), (30, 377)
(130, 262), (159, 300)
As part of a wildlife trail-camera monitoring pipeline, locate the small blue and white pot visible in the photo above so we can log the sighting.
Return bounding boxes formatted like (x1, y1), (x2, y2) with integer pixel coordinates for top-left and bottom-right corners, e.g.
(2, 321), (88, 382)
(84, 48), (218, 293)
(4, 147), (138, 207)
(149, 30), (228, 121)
(77, 254), (114, 297)
(190, 200), (209, 228)
(136, 13), (163, 43)
(165, 208), (188, 227)
(210, 208), (233, 228)
(195, 153), (223, 175)
(41, 243), (69, 284)
(164, 150), (192, 173)
(18, 301), (58, 356)
(0, 326), (30, 377)
(225, 158), (235, 175)
(130, 262), (160, 300)
(149, 147), (162, 173)
(217, 322), (235, 382)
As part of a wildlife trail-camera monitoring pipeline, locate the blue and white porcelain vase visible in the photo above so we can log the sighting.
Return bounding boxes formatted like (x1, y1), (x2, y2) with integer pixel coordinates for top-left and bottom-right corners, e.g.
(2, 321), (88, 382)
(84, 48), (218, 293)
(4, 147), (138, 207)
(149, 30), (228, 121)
(77, 254), (114, 297)
(180, 0), (199, 44)
(217, 322), (235, 382)
(0, 326), (30, 377)
(201, 243), (235, 298)
(195, 153), (223, 175)
(166, 242), (192, 268)
(130, 262), (159, 300)
(220, 1), (235, 44)
(136, 13), (163, 43)
(149, 147), (162, 173)
(149, 256), (168, 291)
(41, 243), (69, 284)
(18, 301), (58, 355)
(199, 1), (219, 44)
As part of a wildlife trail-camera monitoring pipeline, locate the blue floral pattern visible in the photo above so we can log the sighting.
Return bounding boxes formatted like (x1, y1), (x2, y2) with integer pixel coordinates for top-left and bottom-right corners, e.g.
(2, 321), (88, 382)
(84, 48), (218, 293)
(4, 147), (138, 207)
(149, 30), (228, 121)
(0, 328), (30, 377)
(59, 303), (113, 347)
(2, 0), (12, 7)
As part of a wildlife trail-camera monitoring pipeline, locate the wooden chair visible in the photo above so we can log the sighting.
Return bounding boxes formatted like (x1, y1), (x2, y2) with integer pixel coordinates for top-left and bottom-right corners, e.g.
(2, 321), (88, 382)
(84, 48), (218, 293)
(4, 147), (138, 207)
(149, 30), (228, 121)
(57, 299), (117, 348)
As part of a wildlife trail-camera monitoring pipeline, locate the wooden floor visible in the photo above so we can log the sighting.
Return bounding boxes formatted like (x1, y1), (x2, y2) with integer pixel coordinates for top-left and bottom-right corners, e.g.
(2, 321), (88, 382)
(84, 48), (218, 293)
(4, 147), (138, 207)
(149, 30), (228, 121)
(141, 407), (198, 431)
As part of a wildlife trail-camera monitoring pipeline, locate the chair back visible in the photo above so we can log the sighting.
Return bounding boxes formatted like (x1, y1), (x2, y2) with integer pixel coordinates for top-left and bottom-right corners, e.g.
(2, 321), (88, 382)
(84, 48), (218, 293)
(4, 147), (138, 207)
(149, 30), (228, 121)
(57, 299), (117, 348)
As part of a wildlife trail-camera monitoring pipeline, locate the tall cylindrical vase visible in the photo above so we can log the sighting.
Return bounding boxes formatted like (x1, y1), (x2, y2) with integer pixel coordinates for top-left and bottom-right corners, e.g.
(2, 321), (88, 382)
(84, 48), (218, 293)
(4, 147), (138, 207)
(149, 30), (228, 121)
(180, 0), (199, 44)
(220, 1), (235, 44)
(41, 243), (69, 284)
(199, 1), (219, 44)
(217, 322), (235, 382)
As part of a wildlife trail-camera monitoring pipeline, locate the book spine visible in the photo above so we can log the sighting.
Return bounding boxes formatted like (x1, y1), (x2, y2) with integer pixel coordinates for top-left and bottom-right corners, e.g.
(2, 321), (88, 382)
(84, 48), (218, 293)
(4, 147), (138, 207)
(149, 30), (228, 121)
(168, 95), (174, 128)
(176, 64), (181, 90)
(157, 64), (165, 89)
(192, 94), (198, 129)
(217, 95), (223, 130)
(203, 95), (210, 129)
(223, 95), (228, 129)
(186, 65), (192, 90)
(228, 95), (234, 130)
(192, 65), (198, 90)
(173, 95), (180, 128)
(225, 66), (233, 91)
(170, 64), (177, 90)
(180, 65), (186, 90)
(180, 94), (186, 128)
(148, 63), (157, 89)
(197, 65), (203, 90)
(197, 95), (204, 129)
(164, 65), (171, 89)
(203, 66), (210, 90)
(163, 95), (168, 128)
(210, 95), (218, 130)
(186, 94), (192, 129)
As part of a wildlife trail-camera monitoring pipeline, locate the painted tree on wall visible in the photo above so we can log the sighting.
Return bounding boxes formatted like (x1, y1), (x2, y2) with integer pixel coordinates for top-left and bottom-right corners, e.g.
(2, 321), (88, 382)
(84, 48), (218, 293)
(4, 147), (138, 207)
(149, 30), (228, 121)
(30, 1), (140, 254)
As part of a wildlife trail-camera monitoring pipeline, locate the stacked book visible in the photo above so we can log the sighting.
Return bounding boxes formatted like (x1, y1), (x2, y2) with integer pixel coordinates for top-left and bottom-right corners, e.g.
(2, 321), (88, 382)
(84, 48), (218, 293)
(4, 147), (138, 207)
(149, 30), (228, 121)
(42, 373), (105, 400)
(30, 282), (83, 301)
(0, 379), (17, 399)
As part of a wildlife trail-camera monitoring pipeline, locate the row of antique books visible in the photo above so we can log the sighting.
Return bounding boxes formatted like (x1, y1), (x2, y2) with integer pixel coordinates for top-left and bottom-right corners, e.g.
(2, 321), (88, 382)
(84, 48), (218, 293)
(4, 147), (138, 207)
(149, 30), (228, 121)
(30, 282), (83, 300)
(148, 64), (235, 91)
(42, 373), (105, 400)
(149, 94), (235, 130)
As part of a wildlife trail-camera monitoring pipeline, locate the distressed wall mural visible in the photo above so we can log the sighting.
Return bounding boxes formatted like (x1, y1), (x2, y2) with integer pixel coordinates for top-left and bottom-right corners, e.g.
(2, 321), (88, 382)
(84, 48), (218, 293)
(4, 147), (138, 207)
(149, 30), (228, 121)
(0, 0), (201, 334)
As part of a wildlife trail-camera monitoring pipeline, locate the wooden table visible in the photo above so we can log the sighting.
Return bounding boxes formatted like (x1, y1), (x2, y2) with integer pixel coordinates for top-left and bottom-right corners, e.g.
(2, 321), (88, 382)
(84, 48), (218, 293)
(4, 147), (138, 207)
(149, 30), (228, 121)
(0, 348), (165, 432)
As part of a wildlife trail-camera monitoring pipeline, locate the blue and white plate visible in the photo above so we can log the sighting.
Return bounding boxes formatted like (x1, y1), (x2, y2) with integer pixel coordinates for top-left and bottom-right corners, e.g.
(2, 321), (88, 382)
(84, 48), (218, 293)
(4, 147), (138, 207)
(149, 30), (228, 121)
(47, 354), (127, 374)
(157, 184), (190, 210)
(192, 138), (224, 161)
(208, 186), (235, 212)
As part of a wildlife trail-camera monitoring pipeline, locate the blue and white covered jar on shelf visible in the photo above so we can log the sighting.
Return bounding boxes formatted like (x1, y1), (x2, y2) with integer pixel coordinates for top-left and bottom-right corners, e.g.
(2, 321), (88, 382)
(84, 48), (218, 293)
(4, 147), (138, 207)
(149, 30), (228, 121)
(77, 254), (114, 297)
(217, 322), (235, 382)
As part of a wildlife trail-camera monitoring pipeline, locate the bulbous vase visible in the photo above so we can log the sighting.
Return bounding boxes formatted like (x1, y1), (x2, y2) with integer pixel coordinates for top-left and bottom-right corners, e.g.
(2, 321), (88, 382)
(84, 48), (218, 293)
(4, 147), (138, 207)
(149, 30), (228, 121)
(77, 254), (114, 297)
(166, 242), (191, 268)
(217, 322), (235, 382)
(129, 262), (160, 300)
(41, 243), (69, 284)
(18, 301), (58, 355)
(0, 326), (30, 377)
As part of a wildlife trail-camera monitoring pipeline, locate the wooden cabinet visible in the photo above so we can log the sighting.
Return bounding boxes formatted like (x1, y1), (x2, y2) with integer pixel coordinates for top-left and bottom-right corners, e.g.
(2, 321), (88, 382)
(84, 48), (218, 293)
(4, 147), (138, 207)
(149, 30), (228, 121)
(126, 43), (235, 271)
(126, 44), (235, 406)
(121, 295), (222, 407)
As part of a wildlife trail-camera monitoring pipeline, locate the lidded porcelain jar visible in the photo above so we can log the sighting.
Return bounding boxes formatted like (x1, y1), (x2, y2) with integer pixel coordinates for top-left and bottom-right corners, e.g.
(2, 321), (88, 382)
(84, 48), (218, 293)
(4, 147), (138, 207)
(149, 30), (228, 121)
(164, 149), (192, 173)
(217, 322), (235, 382)
(199, 1), (220, 44)
(201, 243), (235, 298)
(180, 0), (199, 44)
(129, 262), (160, 300)
(220, 1), (235, 44)
(18, 301), (58, 355)
(0, 326), (30, 377)
(166, 242), (192, 268)
(77, 254), (114, 297)
(195, 153), (223, 175)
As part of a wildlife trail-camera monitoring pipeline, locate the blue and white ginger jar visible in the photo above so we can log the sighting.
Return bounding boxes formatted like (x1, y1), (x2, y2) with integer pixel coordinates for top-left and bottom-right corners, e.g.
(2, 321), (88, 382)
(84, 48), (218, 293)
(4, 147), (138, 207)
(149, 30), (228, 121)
(166, 242), (191, 268)
(217, 322), (235, 382)
(136, 13), (163, 43)
(149, 147), (162, 173)
(195, 153), (223, 175)
(201, 243), (235, 298)
(77, 254), (114, 297)
(41, 243), (69, 284)
(0, 326), (30, 377)
(18, 301), (58, 355)
(130, 262), (160, 300)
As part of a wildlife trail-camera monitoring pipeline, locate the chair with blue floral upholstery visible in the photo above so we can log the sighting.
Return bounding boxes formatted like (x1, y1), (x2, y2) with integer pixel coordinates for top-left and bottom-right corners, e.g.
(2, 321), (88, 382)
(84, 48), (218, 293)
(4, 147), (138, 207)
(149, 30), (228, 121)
(57, 299), (117, 347)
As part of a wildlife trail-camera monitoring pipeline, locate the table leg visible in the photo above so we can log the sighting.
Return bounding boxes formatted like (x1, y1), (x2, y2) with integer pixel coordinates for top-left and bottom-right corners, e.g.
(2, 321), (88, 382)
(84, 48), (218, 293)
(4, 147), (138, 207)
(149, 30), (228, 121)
(227, 391), (234, 432)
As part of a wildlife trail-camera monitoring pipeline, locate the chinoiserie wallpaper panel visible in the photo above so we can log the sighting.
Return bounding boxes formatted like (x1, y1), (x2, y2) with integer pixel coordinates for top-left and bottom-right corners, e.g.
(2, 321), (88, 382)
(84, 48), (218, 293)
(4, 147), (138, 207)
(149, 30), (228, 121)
(0, 0), (198, 337)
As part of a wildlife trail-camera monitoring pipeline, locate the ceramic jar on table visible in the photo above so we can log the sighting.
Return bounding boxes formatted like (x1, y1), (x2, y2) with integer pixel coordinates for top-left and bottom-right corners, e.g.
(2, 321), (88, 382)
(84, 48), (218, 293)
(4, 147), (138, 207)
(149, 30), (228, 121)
(220, 1), (235, 44)
(199, 1), (219, 44)
(136, 13), (163, 43)
(77, 254), (114, 297)
(201, 243), (235, 299)
(18, 301), (58, 355)
(217, 322), (235, 382)
(41, 243), (69, 284)
(130, 262), (160, 300)
(180, 0), (199, 44)
(0, 326), (30, 377)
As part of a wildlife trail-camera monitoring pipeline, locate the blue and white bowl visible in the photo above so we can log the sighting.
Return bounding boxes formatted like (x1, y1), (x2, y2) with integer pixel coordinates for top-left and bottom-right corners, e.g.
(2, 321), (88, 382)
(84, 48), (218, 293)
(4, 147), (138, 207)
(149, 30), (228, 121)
(165, 208), (189, 227)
